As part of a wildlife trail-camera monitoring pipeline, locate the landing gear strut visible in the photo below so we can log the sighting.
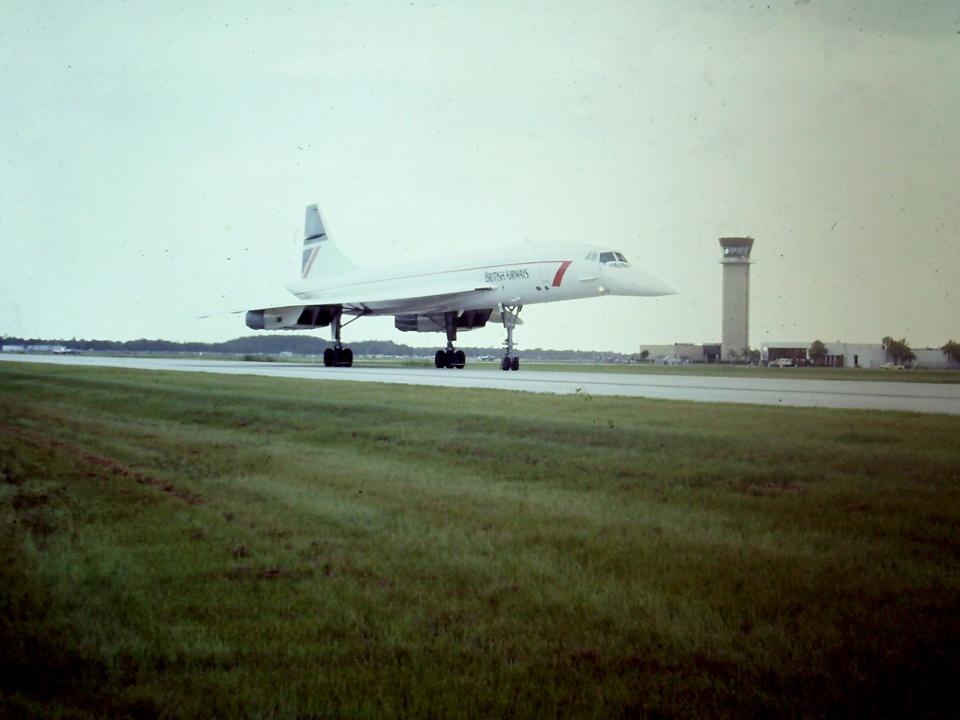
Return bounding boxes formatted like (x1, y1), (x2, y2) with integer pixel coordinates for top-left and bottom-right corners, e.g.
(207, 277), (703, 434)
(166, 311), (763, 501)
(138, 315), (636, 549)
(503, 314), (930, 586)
(322, 308), (354, 367)
(435, 312), (466, 369)
(499, 304), (521, 371)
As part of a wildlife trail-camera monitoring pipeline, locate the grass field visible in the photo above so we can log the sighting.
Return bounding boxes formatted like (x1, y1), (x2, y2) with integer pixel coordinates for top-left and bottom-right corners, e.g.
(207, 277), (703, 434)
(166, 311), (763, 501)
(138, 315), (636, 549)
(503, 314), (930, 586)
(2, 362), (959, 718)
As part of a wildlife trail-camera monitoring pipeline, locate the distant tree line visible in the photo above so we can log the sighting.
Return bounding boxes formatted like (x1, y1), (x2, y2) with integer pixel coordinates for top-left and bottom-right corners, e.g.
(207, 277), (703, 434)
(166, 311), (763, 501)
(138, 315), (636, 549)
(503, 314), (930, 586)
(0, 335), (639, 363)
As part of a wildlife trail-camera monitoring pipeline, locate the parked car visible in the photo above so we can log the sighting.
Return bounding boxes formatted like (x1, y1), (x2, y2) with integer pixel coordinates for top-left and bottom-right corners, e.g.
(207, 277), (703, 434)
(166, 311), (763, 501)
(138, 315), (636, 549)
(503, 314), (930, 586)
(771, 358), (794, 367)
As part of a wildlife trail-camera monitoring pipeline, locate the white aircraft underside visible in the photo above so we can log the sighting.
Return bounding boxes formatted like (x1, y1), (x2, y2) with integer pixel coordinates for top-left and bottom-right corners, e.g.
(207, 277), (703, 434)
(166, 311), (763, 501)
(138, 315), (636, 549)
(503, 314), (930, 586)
(242, 204), (675, 370)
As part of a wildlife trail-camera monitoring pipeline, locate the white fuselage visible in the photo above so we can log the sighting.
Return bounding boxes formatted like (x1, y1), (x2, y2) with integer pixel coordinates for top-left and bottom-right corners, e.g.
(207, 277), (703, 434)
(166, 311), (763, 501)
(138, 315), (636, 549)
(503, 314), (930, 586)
(283, 241), (674, 316)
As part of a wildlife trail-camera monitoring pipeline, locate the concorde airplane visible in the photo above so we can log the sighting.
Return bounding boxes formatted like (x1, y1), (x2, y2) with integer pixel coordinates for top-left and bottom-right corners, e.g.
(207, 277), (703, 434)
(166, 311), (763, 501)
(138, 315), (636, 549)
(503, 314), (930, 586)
(243, 204), (676, 370)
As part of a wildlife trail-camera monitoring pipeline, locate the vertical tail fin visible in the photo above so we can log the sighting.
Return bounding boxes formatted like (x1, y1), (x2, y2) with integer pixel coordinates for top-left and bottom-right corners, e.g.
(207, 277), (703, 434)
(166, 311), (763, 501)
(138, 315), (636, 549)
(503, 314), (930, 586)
(300, 204), (359, 279)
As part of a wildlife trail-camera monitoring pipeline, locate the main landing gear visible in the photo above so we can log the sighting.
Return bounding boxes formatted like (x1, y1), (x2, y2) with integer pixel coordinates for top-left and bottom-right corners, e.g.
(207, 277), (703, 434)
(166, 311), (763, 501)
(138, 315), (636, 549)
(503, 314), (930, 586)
(323, 346), (353, 367)
(322, 308), (354, 367)
(500, 304), (521, 371)
(435, 348), (466, 369)
(435, 311), (466, 369)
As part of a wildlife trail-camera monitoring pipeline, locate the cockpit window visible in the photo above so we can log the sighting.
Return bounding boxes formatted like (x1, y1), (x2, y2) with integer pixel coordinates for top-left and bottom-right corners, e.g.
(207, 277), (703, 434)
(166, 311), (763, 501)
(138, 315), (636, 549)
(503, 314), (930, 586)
(594, 250), (629, 265)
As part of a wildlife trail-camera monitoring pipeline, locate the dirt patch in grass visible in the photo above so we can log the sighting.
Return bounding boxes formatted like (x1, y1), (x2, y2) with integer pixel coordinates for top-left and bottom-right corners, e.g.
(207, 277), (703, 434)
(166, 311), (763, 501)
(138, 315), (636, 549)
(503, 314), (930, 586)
(224, 565), (314, 581)
(11, 490), (51, 510)
(1, 424), (205, 506)
(740, 480), (805, 497)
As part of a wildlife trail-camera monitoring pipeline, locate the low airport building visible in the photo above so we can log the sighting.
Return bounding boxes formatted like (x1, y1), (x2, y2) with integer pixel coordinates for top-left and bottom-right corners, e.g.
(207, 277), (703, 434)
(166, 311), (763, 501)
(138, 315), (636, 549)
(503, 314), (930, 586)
(760, 341), (952, 368)
(761, 342), (888, 368)
(638, 341), (954, 368)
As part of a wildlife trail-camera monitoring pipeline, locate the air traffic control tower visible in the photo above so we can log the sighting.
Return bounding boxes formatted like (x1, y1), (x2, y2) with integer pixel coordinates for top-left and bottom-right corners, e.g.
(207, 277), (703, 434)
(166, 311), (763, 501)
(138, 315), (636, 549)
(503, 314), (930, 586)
(719, 237), (754, 361)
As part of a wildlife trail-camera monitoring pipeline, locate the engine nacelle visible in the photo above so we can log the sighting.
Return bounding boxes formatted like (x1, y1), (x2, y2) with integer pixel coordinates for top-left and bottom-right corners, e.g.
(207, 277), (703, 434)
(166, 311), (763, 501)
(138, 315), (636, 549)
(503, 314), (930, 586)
(245, 310), (266, 330)
(295, 305), (338, 327)
(246, 305), (338, 331)
(394, 309), (492, 333)
(394, 314), (444, 333)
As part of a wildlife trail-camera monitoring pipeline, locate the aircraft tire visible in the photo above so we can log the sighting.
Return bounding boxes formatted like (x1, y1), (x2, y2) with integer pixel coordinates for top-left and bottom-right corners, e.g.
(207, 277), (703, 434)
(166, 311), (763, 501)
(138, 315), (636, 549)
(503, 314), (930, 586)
(323, 348), (334, 367)
(435, 350), (447, 369)
(343, 348), (353, 367)
(454, 350), (466, 369)
(511, 356), (520, 371)
(501, 356), (511, 371)
(445, 349), (457, 369)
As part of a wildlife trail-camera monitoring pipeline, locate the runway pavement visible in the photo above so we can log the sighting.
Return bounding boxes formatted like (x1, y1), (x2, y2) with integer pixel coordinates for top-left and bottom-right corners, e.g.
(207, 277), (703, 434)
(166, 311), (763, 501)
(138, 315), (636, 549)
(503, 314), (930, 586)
(3, 354), (960, 415)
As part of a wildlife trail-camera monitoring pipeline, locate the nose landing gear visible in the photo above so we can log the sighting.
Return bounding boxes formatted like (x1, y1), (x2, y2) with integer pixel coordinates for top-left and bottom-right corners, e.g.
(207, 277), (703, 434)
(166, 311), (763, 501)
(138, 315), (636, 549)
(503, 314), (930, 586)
(499, 304), (522, 371)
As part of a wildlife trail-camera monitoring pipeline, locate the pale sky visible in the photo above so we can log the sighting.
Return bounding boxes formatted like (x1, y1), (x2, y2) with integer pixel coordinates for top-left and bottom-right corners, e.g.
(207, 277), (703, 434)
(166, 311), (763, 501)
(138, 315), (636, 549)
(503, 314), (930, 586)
(2, 1), (958, 352)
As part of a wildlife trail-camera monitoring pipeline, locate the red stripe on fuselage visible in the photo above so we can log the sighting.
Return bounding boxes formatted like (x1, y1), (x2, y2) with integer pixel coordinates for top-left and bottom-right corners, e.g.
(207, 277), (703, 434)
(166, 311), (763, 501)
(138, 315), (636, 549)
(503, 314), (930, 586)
(552, 260), (572, 287)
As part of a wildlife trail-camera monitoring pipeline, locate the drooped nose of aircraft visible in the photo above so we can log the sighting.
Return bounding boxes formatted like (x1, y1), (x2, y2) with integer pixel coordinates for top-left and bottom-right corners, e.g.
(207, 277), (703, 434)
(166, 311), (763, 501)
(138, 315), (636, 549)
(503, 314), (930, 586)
(640, 271), (677, 297)
(597, 261), (677, 297)
(618, 267), (677, 297)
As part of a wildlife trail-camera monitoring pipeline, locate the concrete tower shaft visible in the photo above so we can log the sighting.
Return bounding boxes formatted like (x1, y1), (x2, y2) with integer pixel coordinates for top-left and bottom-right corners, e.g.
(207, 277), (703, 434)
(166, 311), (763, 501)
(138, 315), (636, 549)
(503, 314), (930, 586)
(719, 237), (754, 361)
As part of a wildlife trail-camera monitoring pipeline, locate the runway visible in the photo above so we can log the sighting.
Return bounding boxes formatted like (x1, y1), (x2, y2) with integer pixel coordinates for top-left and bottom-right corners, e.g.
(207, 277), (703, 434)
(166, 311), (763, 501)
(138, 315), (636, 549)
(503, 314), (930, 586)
(3, 354), (960, 415)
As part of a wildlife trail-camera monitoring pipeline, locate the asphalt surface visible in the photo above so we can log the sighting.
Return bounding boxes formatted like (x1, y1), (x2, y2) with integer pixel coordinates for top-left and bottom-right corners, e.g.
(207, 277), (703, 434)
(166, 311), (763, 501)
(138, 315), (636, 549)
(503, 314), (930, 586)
(3, 354), (960, 415)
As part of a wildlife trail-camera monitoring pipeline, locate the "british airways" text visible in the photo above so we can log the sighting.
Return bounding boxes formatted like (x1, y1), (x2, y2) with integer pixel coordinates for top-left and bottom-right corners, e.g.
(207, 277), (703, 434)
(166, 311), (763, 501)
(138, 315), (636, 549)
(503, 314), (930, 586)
(484, 268), (530, 283)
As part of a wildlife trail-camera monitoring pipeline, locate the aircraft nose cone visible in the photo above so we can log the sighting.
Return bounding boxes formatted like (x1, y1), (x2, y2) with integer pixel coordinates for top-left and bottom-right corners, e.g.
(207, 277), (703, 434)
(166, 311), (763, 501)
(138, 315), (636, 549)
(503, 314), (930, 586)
(650, 276), (678, 296)
(635, 271), (677, 296)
